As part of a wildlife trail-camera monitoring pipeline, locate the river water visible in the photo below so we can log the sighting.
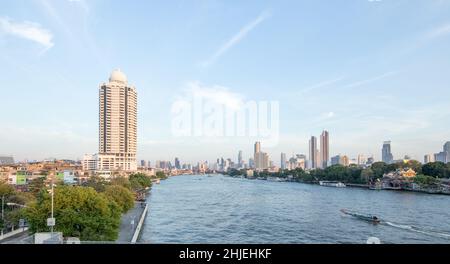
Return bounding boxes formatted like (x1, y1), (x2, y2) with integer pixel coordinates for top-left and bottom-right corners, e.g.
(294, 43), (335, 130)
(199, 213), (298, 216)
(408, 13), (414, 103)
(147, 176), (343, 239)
(140, 174), (450, 244)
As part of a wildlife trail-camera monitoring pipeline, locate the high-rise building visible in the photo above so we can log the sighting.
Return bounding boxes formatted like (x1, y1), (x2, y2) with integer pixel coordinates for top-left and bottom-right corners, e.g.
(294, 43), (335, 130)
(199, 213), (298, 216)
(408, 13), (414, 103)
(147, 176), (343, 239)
(255, 152), (269, 170)
(341, 155), (350, 166)
(309, 136), (318, 169)
(382, 141), (393, 164)
(140, 160), (147, 168)
(434, 152), (448, 163)
(97, 69), (137, 172)
(357, 154), (367, 165)
(281, 153), (287, 170)
(254, 142), (261, 154)
(424, 154), (434, 164)
(238, 151), (243, 168)
(331, 155), (340, 166)
(82, 154), (98, 172)
(249, 158), (255, 169)
(444, 141), (450, 154)
(288, 154), (306, 170)
(0, 156), (14, 165)
(254, 141), (269, 170)
(175, 157), (181, 169)
(320, 130), (329, 168)
(330, 155), (349, 166)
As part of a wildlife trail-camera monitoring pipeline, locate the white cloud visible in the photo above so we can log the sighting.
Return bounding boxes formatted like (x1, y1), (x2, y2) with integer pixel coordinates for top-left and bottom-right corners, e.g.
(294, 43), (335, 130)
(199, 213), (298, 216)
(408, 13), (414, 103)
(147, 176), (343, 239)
(0, 17), (54, 51)
(325, 112), (335, 118)
(201, 10), (271, 67)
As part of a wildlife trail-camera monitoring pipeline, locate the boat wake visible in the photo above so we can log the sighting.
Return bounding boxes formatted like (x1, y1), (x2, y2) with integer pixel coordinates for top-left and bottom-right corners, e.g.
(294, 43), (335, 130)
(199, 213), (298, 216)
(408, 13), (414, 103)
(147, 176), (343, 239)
(384, 221), (450, 239)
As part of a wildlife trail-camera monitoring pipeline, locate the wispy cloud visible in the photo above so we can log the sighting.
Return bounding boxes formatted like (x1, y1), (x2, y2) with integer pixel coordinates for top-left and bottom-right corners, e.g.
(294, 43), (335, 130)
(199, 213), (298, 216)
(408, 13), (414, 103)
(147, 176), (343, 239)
(343, 71), (398, 89)
(0, 17), (54, 52)
(201, 10), (271, 67)
(68, 0), (90, 13)
(427, 23), (450, 39)
(299, 77), (345, 94)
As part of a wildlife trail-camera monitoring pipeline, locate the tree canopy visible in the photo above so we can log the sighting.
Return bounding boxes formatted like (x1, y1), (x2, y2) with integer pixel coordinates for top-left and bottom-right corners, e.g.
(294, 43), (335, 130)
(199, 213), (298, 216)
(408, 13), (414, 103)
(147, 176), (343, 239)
(25, 186), (121, 241)
(129, 173), (152, 191)
(104, 185), (135, 213)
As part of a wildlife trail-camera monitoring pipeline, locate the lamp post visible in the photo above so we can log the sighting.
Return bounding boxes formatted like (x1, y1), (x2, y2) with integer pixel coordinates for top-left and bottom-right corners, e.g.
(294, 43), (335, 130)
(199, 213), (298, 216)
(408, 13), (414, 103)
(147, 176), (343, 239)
(51, 180), (54, 233)
(1, 195), (5, 235)
(46, 179), (56, 234)
(1, 195), (4, 222)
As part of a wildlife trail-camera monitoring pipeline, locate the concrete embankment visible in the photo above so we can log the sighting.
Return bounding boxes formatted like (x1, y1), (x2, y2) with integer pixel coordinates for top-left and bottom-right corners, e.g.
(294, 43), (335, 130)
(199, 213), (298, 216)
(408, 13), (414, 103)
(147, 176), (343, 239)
(131, 202), (148, 243)
(116, 202), (147, 243)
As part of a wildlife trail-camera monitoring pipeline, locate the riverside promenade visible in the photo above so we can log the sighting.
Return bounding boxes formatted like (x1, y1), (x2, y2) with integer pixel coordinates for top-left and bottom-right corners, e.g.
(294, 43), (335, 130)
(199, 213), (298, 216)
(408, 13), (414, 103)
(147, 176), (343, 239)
(116, 201), (148, 243)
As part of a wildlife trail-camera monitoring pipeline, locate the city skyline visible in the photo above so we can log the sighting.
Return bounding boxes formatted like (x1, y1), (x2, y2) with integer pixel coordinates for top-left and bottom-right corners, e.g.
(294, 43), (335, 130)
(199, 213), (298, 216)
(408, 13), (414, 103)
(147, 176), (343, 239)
(1, 1), (450, 163)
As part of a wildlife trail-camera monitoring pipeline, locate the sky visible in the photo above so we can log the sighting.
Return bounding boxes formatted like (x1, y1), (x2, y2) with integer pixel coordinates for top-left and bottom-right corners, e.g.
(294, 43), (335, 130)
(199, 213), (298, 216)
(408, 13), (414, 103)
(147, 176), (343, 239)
(1, 0), (450, 165)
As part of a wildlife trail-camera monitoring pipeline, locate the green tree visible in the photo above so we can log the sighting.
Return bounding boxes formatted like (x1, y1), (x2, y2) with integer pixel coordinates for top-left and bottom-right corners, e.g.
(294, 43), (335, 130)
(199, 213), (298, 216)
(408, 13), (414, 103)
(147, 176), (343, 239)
(155, 171), (168, 179)
(414, 174), (439, 186)
(104, 185), (135, 213)
(371, 162), (387, 179)
(0, 180), (15, 197)
(8, 192), (35, 205)
(228, 169), (241, 177)
(324, 165), (347, 182)
(110, 177), (132, 190)
(386, 163), (400, 173)
(28, 177), (46, 195)
(85, 176), (109, 192)
(422, 162), (446, 178)
(361, 168), (374, 183)
(129, 173), (152, 191)
(348, 165), (363, 183)
(0, 181), (15, 229)
(25, 186), (121, 241)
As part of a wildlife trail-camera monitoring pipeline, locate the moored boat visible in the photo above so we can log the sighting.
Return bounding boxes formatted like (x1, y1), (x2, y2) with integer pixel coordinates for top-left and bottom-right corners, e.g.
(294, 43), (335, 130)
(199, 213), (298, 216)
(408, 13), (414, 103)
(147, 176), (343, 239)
(319, 181), (346, 188)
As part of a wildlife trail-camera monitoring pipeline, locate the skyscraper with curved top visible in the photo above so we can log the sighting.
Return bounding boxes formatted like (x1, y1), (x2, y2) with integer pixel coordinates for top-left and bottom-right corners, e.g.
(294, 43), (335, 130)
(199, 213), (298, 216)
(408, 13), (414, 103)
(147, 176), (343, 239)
(97, 69), (137, 172)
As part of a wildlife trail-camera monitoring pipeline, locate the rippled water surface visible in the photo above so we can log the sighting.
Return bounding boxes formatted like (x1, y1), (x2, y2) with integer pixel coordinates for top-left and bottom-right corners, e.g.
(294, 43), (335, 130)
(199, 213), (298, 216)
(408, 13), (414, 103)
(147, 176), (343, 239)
(140, 174), (450, 244)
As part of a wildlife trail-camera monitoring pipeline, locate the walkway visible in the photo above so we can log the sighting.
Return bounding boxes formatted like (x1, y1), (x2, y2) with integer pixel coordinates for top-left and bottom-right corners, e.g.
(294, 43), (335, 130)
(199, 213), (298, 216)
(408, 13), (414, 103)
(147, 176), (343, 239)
(116, 202), (146, 243)
(0, 229), (33, 244)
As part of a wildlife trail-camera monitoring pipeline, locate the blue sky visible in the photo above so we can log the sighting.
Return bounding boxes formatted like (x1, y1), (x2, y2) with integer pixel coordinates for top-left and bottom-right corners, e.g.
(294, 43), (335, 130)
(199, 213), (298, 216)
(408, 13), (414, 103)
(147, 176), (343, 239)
(1, 0), (450, 164)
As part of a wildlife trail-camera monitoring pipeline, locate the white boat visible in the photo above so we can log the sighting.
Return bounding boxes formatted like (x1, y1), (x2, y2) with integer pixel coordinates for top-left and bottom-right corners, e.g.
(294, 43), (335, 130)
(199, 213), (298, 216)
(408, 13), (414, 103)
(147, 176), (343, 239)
(152, 179), (160, 184)
(319, 181), (346, 188)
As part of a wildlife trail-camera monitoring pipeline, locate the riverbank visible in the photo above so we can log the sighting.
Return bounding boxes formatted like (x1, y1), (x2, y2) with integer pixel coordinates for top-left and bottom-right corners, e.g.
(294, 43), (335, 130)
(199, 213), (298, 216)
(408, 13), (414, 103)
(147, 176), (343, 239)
(224, 174), (450, 195)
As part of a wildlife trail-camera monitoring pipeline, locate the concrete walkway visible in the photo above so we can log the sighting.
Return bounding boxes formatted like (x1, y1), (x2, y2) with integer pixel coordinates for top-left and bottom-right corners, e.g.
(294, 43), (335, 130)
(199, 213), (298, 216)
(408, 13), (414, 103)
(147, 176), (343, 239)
(116, 202), (146, 243)
(0, 229), (33, 244)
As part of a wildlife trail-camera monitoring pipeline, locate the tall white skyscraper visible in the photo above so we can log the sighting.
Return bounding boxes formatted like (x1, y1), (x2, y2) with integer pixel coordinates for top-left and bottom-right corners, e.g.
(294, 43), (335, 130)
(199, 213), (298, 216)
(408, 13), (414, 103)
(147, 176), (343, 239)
(97, 69), (137, 171)
(320, 130), (329, 168)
